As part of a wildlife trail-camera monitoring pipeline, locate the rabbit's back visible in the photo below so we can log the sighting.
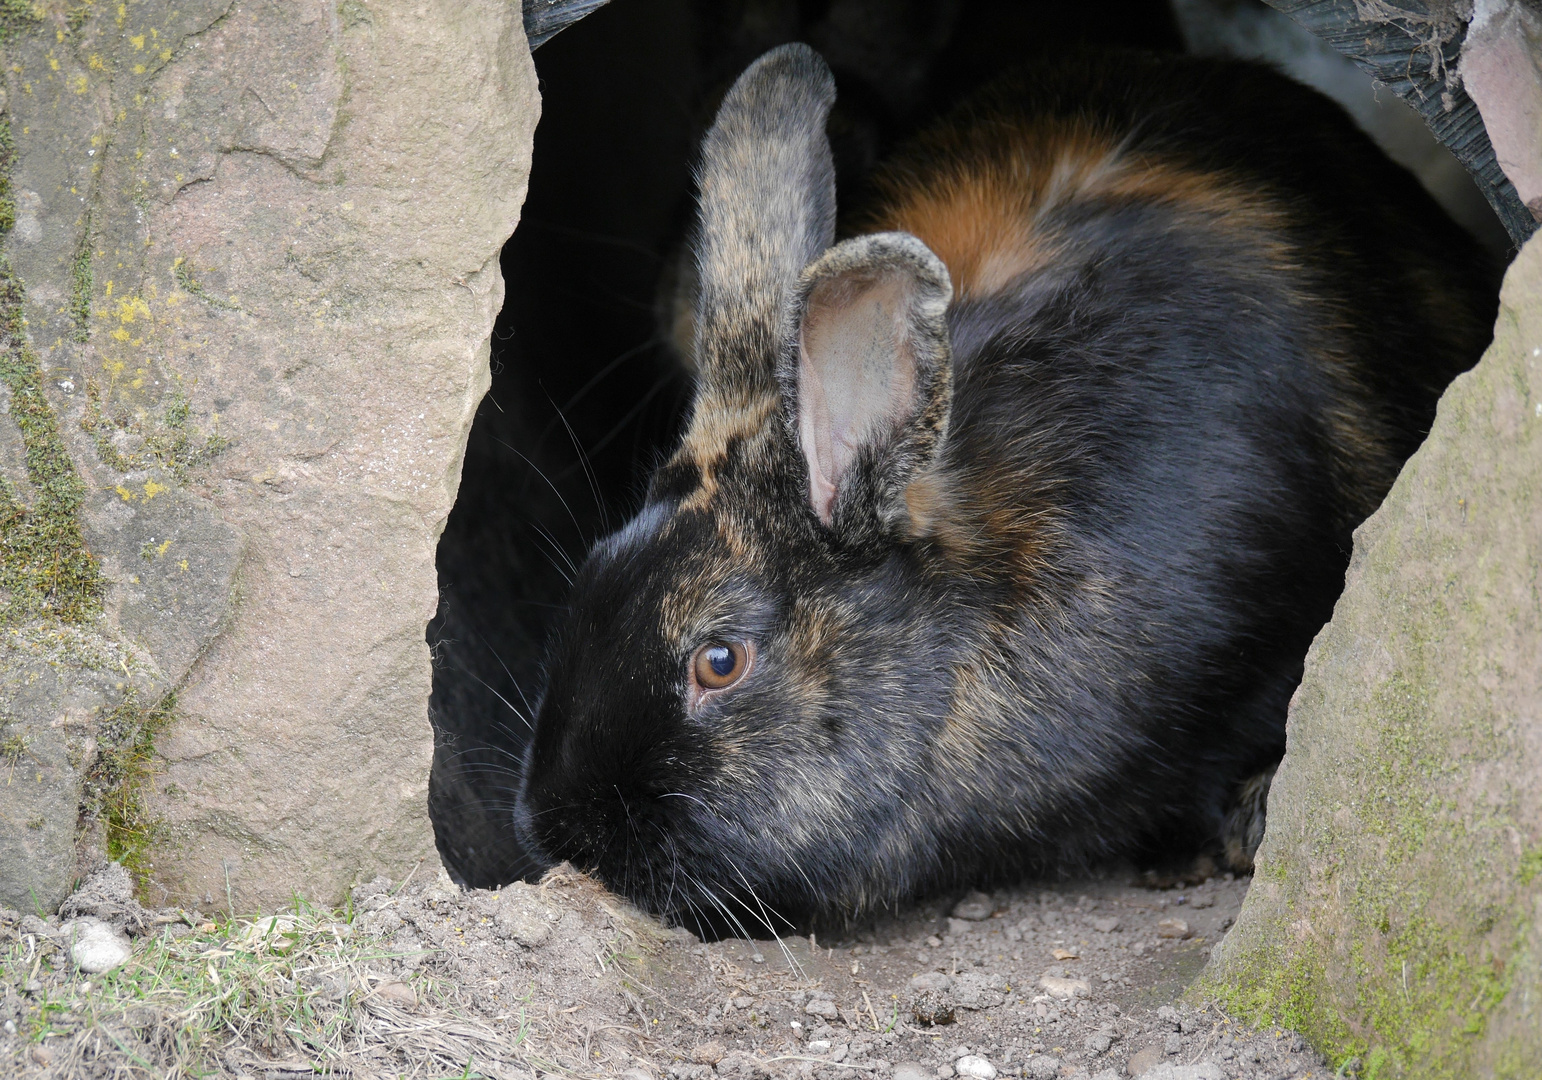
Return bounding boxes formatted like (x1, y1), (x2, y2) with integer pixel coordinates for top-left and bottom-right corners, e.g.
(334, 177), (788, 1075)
(861, 53), (1498, 866)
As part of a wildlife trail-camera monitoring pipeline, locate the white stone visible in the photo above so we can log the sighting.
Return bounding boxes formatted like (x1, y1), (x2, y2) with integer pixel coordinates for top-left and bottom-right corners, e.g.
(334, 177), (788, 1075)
(1036, 974), (1091, 999)
(1138, 1064), (1225, 1080)
(955, 1055), (997, 1079)
(60, 918), (131, 974)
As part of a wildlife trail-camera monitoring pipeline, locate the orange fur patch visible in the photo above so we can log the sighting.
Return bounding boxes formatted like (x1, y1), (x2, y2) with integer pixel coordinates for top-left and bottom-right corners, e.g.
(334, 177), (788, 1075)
(864, 118), (1287, 300)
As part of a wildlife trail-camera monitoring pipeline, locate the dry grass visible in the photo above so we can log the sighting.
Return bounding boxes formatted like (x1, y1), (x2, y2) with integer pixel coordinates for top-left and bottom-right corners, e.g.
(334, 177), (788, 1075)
(2, 897), (555, 1080)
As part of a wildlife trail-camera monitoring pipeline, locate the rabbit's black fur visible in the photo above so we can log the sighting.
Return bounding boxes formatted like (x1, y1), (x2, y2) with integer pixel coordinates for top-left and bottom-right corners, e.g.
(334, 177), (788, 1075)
(513, 45), (1498, 928)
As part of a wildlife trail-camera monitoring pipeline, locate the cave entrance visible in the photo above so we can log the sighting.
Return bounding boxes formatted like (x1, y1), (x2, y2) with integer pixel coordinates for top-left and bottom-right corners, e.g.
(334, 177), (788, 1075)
(426, 0), (1515, 890)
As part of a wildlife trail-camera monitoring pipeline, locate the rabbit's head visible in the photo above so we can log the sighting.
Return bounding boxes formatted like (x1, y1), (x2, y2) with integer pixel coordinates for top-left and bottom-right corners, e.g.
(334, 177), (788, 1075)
(515, 44), (964, 927)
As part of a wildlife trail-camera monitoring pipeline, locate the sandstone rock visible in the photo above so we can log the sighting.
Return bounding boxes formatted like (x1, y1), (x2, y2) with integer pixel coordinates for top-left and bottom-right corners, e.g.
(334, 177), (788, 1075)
(1203, 236), (1542, 1073)
(0, 629), (162, 911)
(0, 0), (539, 911)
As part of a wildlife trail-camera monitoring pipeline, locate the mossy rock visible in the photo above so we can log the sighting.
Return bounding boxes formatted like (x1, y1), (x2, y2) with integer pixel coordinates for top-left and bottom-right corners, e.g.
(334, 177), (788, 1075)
(1199, 236), (1542, 1076)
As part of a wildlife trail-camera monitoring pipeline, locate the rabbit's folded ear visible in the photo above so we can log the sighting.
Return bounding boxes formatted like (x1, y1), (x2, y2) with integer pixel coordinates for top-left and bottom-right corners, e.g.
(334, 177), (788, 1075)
(691, 43), (837, 395)
(786, 232), (954, 532)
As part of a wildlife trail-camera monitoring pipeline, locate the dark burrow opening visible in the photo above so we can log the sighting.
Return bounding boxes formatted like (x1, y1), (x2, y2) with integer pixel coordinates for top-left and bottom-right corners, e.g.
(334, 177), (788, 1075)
(426, 0), (1512, 892)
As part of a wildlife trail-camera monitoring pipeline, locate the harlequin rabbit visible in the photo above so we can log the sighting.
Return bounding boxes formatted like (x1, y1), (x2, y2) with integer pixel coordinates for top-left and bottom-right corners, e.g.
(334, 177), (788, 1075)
(512, 44), (1497, 927)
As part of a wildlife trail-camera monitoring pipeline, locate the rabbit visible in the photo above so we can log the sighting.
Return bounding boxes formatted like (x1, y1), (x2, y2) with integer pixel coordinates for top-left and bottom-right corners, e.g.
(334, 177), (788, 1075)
(511, 43), (1498, 929)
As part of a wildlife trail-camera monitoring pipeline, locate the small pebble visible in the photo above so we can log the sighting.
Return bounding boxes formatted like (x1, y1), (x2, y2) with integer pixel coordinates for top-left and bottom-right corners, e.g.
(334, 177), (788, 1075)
(1091, 916), (1121, 932)
(373, 980), (416, 1007)
(892, 1064), (931, 1080)
(1156, 918), (1192, 939)
(61, 918), (131, 974)
(1164, 1032), (1182, 1054)
(951, 892), (995, 921)
(1037, 974), (1091, 1000)
(691, 1041), (725, 1064)
(1136, 1065), (1225, 1080)
(955, 1054), (997, 1079)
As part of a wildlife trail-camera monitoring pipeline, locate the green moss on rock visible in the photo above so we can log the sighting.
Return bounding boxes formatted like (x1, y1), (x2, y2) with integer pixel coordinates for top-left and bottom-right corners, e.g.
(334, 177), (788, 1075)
(0, 264), (105, 625)
(79, 692), (177, 888)
(0, 0), (37, 45)
(69, 212), (92, 344)
(80, 378), (228, 479)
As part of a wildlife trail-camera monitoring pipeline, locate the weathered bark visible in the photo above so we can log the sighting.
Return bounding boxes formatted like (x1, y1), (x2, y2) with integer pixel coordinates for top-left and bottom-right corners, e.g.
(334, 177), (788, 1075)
(1264, 0), (1537, 246)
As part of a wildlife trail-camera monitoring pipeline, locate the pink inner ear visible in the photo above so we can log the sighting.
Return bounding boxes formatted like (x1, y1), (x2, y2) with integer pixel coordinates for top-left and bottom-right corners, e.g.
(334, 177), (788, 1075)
(796, 270), (917, 525)
(797, 346), (840, 523)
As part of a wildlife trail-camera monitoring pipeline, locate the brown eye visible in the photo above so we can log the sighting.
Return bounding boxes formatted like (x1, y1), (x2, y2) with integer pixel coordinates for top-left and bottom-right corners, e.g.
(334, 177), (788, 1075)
(691, 640), (751, 692)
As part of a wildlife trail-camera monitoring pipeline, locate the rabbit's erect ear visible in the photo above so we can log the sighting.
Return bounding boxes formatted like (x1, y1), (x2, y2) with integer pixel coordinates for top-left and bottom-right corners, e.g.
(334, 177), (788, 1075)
(692, 44), (837, 394)
(787, 232), (954, 531)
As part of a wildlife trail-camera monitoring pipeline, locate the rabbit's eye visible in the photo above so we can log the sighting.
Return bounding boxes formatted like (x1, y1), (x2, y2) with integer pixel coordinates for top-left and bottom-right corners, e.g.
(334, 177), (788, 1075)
(691, 640), (751, 694)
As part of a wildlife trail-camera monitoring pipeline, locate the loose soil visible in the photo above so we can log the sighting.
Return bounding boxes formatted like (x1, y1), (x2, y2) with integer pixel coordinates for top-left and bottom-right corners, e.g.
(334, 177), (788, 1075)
(2, 862), (1331, 1079)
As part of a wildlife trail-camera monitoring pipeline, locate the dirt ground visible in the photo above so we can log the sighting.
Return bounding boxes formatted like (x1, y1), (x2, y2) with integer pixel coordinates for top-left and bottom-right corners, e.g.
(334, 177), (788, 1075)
(1, 862), (1332, 1080)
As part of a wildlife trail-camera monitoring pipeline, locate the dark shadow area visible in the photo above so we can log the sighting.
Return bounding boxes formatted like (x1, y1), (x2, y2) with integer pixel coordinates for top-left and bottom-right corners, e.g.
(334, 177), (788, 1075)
(427, 0), (1190, 889)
